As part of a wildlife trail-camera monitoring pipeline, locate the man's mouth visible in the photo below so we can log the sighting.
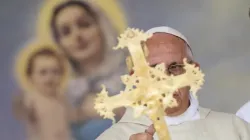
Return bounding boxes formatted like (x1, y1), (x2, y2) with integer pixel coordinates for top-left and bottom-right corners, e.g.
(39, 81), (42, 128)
(173, 92), (181, 103)
(173, 93), (180, 98)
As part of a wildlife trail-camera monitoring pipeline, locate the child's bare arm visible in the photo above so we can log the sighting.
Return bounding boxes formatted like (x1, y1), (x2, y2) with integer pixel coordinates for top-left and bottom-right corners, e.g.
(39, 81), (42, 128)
(12, 94), (27, 120)
(12, 93), (37, 124)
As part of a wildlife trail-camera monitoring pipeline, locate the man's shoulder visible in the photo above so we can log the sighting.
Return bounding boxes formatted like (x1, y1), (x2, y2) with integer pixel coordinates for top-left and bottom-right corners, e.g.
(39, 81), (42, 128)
(201, 107), (236, 121)
(198, 107), (250, 139)
(97, 108), (151, 140)
(96, 122), (147, 140)
(97, 107), (250, 140)
(200, 107), (249, 129)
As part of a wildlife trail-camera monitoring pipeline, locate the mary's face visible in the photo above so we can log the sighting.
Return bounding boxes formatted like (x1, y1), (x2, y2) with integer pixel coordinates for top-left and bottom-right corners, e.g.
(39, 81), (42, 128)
(55, 5), (103, 63)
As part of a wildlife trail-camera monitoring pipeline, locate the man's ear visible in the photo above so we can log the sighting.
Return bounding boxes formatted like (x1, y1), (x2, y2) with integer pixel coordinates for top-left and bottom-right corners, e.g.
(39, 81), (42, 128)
(129, 70), (134, 75)
(193, 62), (200, 68)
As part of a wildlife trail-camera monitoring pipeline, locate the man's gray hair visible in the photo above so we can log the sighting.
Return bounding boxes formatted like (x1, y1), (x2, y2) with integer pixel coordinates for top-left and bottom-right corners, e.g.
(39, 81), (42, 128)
(146, 26), (194, 60)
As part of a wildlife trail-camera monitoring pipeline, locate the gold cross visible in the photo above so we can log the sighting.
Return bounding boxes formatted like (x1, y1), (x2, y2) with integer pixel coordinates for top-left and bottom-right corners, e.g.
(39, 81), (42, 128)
(94, 28), (205, 140)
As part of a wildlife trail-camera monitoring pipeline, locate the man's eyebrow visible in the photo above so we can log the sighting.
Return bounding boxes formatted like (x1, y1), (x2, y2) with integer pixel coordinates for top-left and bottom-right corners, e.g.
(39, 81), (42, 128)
(150, 64), (157, 67)
(149, 60), (193, 68)
(150, 62), (178, 67)
(169, 60), (193, 66)
(169, 62), (178, 66)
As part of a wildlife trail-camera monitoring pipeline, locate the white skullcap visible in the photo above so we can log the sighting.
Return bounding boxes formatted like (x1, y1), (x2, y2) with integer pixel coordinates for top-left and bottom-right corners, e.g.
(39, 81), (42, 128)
(146, 26), (190, 46)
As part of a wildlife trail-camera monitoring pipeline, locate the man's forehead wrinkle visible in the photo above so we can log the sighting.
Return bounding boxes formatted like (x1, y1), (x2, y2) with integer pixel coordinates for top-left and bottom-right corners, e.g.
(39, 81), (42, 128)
(146, 34), (186, 51)
(147, 41), (187, 57)
(145, 33), (189, 67)
(147, 32), (186, 42)
(147, 52), (184, 66)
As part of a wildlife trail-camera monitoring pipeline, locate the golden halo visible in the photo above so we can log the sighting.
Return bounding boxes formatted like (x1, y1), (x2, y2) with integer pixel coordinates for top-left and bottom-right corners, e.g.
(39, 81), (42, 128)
(14, 41), (70, 93)
(36, 0), (67, 42)
(36, 0), (127, 42)
(93, 0), (127, 32)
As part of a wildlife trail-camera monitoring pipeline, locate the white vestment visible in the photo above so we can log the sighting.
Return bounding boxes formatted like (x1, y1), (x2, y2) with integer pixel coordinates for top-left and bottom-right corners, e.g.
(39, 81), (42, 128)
(97, 107), (250, 140)
(164, 94), (200, 126)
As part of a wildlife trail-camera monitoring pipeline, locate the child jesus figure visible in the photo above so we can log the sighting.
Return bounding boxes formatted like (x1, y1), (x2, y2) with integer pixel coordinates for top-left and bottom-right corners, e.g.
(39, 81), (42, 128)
(13, 43), (86, 140)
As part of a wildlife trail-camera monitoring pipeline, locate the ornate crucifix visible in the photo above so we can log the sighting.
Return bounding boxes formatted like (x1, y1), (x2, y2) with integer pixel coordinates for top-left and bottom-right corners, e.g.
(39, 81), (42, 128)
(94, 28), (205, 140)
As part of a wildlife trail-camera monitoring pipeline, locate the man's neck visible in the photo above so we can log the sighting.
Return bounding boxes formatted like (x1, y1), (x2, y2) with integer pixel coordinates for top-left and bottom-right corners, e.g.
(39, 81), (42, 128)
(165, 101), (190, 117)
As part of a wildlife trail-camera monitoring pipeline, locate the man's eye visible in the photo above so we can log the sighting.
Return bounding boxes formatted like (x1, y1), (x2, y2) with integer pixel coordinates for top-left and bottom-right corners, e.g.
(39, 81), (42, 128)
(170, 65), (178, 69)
(150, 64), (157, 68)
(168, 65), (185, 75)
(169, 65), (181, 70)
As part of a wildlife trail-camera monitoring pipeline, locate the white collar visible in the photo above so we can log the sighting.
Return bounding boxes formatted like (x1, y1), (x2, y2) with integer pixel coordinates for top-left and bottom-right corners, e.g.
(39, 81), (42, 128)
(164, 94), (200, 126)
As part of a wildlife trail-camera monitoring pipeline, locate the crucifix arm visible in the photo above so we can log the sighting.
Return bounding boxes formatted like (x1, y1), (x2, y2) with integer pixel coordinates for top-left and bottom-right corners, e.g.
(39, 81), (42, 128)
(95, 86), (134, 123)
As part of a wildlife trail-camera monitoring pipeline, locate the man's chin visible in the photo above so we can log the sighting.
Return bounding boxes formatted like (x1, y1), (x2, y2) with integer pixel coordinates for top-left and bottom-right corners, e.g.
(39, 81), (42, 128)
(164, 106), (181, 116)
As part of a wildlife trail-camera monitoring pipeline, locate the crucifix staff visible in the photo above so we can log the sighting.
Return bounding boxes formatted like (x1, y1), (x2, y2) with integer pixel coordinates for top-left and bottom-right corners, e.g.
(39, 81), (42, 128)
(94, 28), (205, 140)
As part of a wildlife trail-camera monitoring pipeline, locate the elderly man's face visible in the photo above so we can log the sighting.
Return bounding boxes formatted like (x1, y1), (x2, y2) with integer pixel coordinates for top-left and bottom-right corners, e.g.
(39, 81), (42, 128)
(146, 32), (193, 116)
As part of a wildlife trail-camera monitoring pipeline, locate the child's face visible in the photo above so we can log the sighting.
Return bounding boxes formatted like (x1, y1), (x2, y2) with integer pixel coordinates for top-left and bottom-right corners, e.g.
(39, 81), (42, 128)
(30, 55), (63, 95)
